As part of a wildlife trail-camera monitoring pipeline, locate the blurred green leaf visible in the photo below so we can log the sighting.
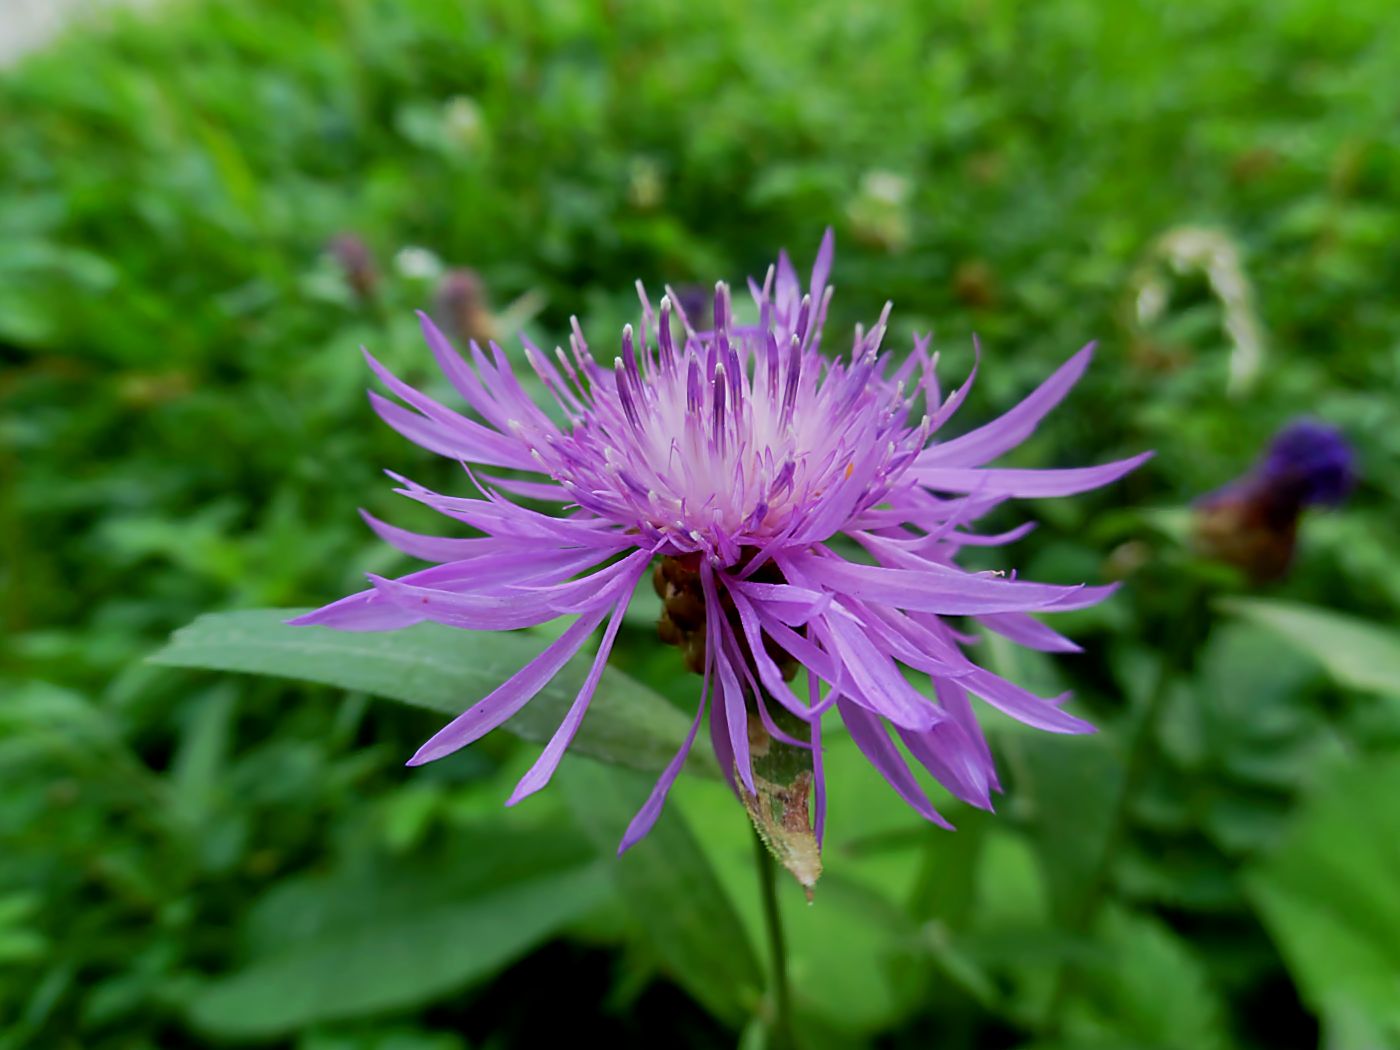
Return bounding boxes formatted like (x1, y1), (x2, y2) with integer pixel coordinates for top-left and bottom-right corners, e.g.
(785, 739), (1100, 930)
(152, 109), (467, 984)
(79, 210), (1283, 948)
(186, 854), (608, 1038)
(1006, 734), (1124, 925)
(0, 893), (47, 965)
(1246, 755), (1400, 1039)
(558, 760), (763, 1025)
(1221, 598), (1400, 698)
(1044, 908), (1227, 1050)
(149, 609), (713, 775)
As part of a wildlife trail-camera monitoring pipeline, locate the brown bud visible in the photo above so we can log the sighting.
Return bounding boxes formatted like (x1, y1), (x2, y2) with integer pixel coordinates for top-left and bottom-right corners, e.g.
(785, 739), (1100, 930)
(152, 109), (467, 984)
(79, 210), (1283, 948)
(435, 268), (497, 346)
(329, 233), (378, 302)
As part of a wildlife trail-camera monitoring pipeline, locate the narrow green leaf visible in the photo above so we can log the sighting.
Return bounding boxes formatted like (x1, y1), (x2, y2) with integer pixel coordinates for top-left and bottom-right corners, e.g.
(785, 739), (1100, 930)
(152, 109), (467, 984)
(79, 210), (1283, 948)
(1246, 755), (1400, 1038)
(150, 609), (713, 775)
(1221, 597), (1400, 698)
(558, 760), (764, 1025)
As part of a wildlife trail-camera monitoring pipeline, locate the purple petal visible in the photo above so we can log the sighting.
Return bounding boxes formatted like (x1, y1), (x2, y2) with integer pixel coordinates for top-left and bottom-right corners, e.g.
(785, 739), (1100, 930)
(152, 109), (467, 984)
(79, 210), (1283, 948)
(809, 672), (828, 846)
(367, 391), (527, 469)
(927, 341), (979, 432)
(506, 564), (645, 804)
(619, 663), (711, 854)
(750, 608), (846, 692)
(787, 550), (1090, 616)
(913, 452), (1154, 499)
(392, 480), (627, 547)
(774, 249), (801, 317)
(358, 509), (517, 563)
(288, 549), (604, 631)
(707, 653), (737, 794)
(976, 612), (1083, 653)
(702, 562), (755, 794)
(920, 344), (1094, 468)
(370, 550), (648, 630)
(807, 608), (942, 731)
(963, 668), (1095, 734)
(406, 601), (615, 766)
(936, 678), (1000, 793)
(728, 578), (830, 625)
(417, 311), (512, 428)
(837, 697), (953, 829)
(286, 591), (425, 632)
(846, 601), (977, 678)
(478, 474), (572, 502)
(726, 586), (810, 717)
(945, 521), (1038, 548)
(1042, 582), (1120, 611)
(895, 719), (995, 810)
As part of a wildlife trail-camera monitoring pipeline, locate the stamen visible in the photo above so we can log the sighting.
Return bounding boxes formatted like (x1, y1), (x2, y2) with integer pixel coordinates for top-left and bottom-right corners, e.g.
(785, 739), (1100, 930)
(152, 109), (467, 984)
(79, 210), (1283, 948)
(765, 330), (781, 403)
(621, 324), (641, 389)
(664, 284), (696, 335)
(658, 298), (674, 363)
(712, 364), (728, 456)
(614, 357), (642, 432)
(686, 358), (703, 417)
(714, 281), (731, 334)
(795, 293), (812, 344)
(781, 335), (802, 428)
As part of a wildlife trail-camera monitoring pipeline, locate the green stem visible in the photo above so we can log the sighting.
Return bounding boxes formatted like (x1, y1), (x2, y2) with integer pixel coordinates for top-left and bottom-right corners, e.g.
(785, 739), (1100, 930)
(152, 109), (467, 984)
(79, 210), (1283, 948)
(753, 829), (797, 1049)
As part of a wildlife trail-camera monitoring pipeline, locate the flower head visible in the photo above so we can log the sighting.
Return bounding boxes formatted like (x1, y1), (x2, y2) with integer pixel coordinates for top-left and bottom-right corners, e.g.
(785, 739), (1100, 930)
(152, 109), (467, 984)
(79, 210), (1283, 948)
(292, 231), (1148, 855)
(1195, 418), (1354, 581)
(1256, 419), (1355, 508)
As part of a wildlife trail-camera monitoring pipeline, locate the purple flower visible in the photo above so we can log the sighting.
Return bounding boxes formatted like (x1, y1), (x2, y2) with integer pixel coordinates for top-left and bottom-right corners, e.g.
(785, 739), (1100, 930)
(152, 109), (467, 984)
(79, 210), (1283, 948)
(1195, 419), (1354, 582)
(292, 231), (1149, 851)
(1256, 419), (1355, 508)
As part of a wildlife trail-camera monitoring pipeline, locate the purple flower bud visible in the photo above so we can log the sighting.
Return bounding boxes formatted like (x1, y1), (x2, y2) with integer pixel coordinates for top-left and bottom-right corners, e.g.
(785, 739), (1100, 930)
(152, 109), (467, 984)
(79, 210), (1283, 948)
(1195, 419), (1354, 582)
(1259, 419), (1355, 508)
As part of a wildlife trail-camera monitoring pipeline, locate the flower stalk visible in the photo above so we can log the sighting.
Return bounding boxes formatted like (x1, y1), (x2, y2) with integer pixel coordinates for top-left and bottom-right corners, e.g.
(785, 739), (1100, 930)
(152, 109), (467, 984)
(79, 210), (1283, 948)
(753, 826), (798, 1049)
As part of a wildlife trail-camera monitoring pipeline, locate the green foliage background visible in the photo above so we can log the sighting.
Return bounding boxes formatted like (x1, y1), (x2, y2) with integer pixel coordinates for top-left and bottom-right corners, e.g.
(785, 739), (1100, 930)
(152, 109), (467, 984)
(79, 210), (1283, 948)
(2, 1), (1399, 1047)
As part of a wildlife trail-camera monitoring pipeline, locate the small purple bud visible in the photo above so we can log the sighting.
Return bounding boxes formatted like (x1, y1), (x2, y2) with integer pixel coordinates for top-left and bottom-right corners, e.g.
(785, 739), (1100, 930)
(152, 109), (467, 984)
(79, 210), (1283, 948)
(1194, 418), (1355, 582)
(1260, 419), (1355, 508)
(329, 233), (378, 302)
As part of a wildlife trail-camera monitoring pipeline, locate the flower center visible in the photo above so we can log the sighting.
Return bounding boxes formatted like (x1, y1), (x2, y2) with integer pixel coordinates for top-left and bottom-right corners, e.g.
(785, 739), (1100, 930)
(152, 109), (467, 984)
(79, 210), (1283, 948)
(521, 287), (928, 564)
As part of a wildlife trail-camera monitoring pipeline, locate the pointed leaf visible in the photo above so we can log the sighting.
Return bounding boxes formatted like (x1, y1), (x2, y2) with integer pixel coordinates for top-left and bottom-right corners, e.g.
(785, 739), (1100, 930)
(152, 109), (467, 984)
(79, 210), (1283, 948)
(1246, 755), (1400, 1037)
(1221, 598), (1400, 698)
(150, 609), (713, 775)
